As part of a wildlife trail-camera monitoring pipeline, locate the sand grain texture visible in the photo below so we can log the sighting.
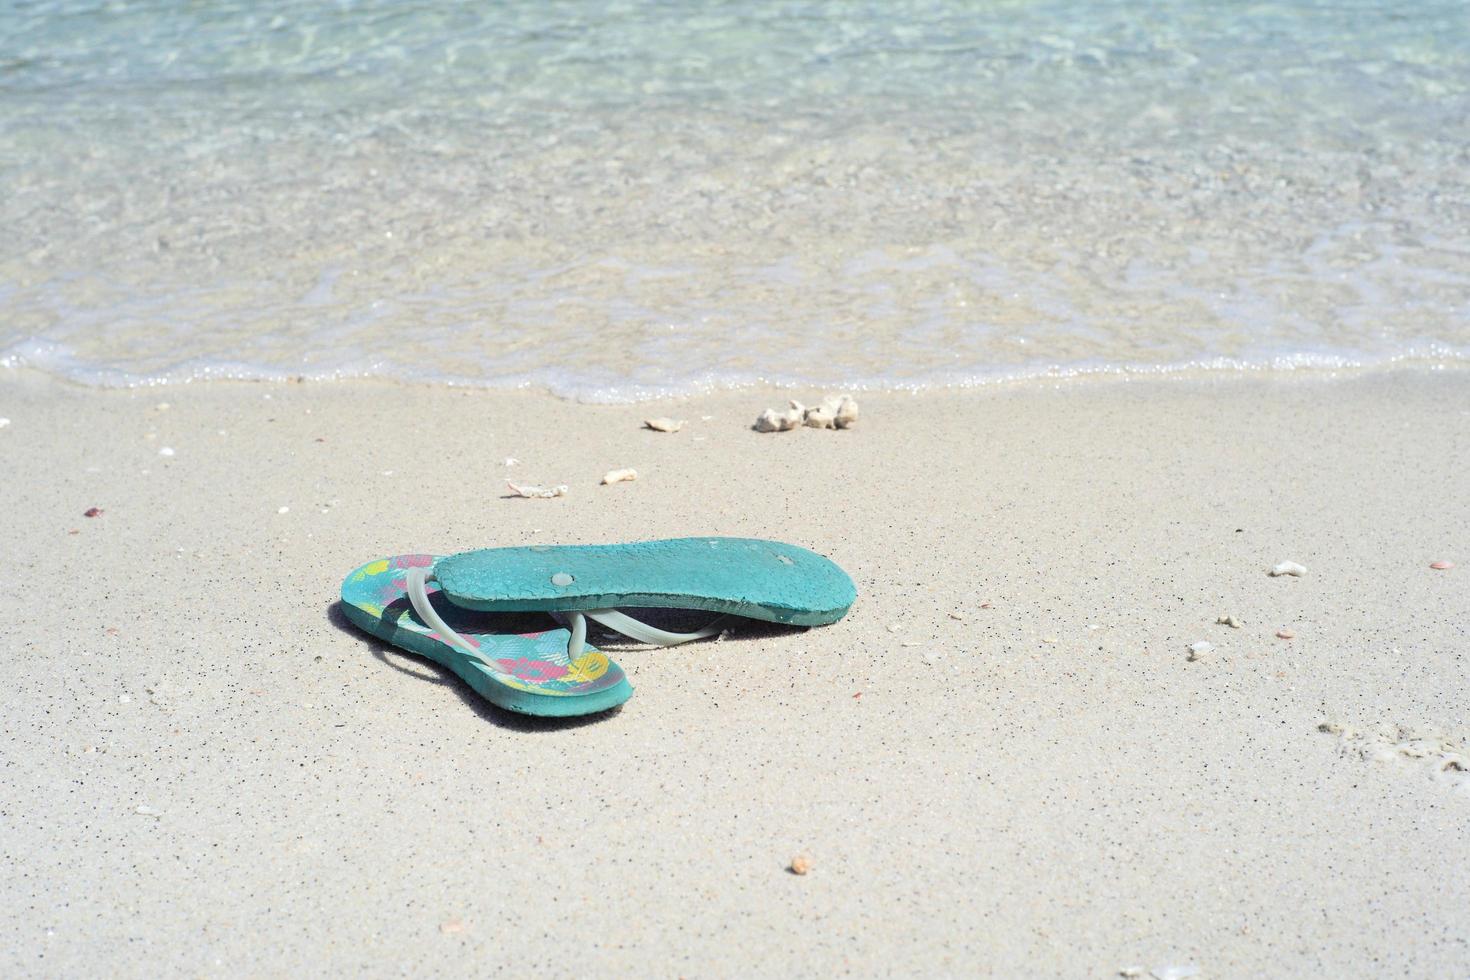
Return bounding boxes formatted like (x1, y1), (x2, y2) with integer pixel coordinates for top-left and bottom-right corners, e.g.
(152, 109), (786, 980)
(2, 371), (1468, 976)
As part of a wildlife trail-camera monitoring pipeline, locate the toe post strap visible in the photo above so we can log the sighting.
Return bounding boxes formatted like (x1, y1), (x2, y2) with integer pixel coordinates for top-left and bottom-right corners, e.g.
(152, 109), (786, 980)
(405, 567), (722, 662)
(563, 609), (723, 659)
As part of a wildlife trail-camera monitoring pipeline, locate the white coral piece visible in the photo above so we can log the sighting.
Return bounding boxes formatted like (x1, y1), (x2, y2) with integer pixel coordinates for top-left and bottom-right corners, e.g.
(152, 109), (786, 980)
(506, 481), (567, 499)
(754, 407), (804, 432)
(754, 394), (859, 432)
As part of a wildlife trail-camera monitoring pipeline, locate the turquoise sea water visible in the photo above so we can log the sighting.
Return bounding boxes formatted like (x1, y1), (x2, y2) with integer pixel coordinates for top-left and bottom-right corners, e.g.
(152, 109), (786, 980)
(2, 0), (1468, 398)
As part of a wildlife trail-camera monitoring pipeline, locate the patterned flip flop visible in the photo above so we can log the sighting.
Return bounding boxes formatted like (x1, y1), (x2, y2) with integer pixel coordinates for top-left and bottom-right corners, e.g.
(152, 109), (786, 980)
(338, 538), (856, 717)
(339, 555), (633, 717)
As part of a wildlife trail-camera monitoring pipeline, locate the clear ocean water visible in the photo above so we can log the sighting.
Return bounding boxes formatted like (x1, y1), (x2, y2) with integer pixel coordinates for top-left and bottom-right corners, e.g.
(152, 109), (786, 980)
(2, 0), (1468, 400)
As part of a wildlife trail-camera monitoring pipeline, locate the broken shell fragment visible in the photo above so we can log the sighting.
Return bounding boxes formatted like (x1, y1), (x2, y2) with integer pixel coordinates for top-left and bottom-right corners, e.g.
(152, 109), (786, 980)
(643, 417), (684, 433)
(601, 468), (637, 485)
(1430, 560), (1454, 570)
(1150, 967), (1200, 980)
(1216, 614), (1242, 628)
(1276, 629), (1296, 639)
(1269, 561), (1307, 577)
(1187, 641), (1214, 661)
(788, 855), (813, 875)
(506, 481), (568, 499)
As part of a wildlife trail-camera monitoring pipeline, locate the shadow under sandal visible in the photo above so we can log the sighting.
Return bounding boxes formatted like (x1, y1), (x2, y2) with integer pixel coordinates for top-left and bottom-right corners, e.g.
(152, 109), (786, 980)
(337, 537), (858, 717)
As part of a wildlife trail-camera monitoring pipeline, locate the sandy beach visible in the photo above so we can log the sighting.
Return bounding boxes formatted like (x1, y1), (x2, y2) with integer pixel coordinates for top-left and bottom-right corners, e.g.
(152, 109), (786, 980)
(2, 369), (1466, 976)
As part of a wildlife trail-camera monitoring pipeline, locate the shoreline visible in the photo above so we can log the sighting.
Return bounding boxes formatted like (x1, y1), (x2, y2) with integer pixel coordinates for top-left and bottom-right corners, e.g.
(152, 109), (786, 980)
(5, 357), (1470, 405)
(3, 371), (1467, 975)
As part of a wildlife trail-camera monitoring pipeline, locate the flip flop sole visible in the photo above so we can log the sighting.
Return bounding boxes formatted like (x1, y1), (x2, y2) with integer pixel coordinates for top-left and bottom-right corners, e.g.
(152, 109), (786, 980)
(433, 537), (856, 625)
(339, 555), (632, 717)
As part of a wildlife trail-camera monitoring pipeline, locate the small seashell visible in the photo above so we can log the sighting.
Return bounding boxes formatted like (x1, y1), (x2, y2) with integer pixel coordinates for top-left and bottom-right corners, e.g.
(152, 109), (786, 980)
(158, 446), (175, 457)
(788, 855), (813, 875)
(601, 468), (637, 485)
(135, 805), (161, 818)
(643, 417), (684, 433)
(1150, 967), (1199, 980)
(1187, 641), (1214, 661)
(1276, 628), (1295, 639)
(948, 611), (965, 621)
(502, 457), (519, 467)
(506, 481), (567, 499)
(438, 918), (465, 935)
(1429, 560), (1454, 570)
(0, 417), (10, 428)
(277, 506), (289, 514)
(1269, 561), (1307, 577)
(84, 507), (103, 518)
(1216, 614), (1242, 628)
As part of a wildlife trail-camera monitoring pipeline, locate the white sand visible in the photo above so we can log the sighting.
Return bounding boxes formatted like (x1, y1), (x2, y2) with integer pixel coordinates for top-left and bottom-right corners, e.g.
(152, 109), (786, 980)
(2, 370), (1467, 976)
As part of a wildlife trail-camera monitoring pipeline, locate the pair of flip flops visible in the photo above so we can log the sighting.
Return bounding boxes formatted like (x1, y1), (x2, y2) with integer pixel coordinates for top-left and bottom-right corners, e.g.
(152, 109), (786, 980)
(339, 537), (857, 717)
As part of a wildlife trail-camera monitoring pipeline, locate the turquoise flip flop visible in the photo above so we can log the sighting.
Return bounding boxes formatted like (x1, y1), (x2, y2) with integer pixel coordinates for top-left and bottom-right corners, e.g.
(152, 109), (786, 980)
(338, 537), (856, 717)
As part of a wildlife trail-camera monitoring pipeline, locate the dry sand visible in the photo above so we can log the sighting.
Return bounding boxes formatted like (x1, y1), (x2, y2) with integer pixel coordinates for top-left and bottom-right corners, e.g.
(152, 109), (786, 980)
(2, 370), (1467, 977)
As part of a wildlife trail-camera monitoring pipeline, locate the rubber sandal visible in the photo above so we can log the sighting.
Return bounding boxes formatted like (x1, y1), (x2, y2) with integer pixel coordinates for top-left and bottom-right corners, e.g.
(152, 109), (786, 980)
(432, 537), (856, 624)
(338, 538), (856, 717)
(339, 554), (633, 716)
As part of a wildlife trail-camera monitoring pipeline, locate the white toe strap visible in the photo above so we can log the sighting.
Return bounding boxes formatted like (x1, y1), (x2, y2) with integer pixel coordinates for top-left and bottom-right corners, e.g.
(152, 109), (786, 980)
(564, 609), (723, 659)
(405, 567), (723, 662)
(405, 567), (484, 659)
